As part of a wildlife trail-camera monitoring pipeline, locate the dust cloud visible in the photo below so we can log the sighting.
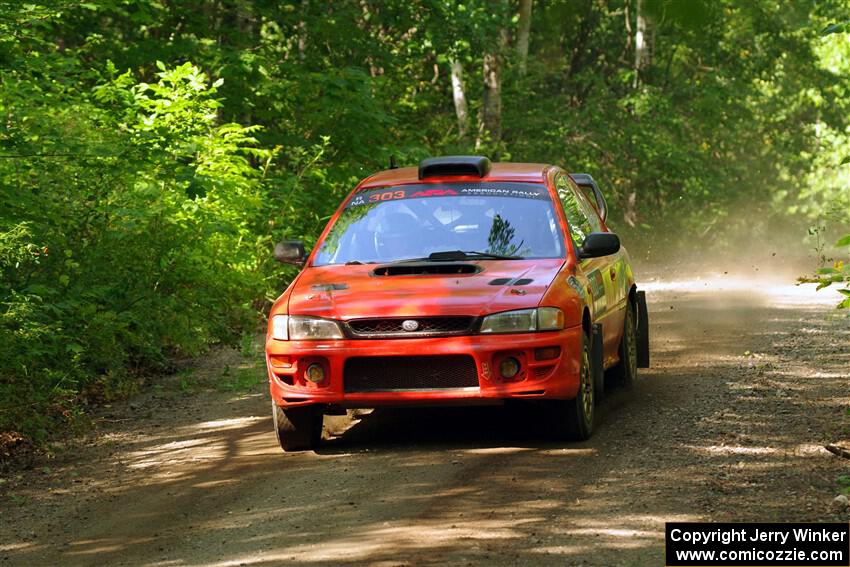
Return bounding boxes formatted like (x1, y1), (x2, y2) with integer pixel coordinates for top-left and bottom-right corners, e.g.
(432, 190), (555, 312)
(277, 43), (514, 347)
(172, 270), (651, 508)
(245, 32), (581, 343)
(622, 214), (845, 309)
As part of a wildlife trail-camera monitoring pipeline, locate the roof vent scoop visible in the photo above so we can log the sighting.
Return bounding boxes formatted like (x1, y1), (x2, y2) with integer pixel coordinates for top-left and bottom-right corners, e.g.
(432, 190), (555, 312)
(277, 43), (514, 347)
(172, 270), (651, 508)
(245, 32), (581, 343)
(418, 156), (492, 180)
(569, 173), (608, 222)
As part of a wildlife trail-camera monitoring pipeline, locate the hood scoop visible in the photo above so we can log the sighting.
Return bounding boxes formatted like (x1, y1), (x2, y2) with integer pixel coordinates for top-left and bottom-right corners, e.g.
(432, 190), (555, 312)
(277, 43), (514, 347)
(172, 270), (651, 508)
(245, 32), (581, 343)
(372, 263), (481, 276)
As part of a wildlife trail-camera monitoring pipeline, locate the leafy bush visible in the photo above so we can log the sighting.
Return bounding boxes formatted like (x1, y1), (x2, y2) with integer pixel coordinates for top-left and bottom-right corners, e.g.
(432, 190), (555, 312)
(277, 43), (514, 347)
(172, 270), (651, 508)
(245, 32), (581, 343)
(0, 61), (289, 440)
(801, 234), (850, 309)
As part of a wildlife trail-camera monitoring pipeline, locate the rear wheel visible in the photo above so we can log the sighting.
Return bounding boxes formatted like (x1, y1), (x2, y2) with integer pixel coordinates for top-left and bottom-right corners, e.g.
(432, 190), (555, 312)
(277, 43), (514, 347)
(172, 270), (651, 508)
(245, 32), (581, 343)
(610, 301), (638, 389)
(272, 402), (322, 452)
(546, 333), (595, 441)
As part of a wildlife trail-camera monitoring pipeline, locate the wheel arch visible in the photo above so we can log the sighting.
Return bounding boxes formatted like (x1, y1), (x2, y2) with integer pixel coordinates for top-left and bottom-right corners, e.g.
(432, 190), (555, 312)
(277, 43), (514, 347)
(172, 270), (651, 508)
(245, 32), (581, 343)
(582, 307), (591, 337)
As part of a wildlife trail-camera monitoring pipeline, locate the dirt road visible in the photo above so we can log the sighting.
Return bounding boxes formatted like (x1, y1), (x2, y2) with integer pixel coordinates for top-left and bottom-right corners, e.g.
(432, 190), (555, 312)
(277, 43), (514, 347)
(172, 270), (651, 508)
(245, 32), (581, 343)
(3, 275), (849, 566)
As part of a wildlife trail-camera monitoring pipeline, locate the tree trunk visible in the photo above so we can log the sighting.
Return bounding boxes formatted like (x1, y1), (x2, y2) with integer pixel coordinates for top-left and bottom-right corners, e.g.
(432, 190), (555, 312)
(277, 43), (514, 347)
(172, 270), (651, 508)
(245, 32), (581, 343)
(623, 191), (637, 227)
(480, 51), (501, 146)
(516, 0), (533, 77)
(633, 0), (650, 88)
(297, 0), (309, 62)
(479, 30), (508, 148)
(450, 59), (469, 139)
(627, 0), (652, 226)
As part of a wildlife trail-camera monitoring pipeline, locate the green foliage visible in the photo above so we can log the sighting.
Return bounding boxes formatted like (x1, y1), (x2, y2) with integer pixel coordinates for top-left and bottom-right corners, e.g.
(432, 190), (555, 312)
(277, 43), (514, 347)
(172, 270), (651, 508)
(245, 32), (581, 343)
(837, 474), (850, 496)
(822, 22), (850, 36)
(799, 9), (850, 308)
(0, 44), (297, 439)
(800, 238), (850, 308)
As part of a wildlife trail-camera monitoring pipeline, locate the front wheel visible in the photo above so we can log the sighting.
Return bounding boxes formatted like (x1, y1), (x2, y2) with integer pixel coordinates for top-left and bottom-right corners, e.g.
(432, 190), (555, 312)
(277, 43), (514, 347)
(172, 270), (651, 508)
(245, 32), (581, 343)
(546, 333), (595, 441)
(272, 402), (322, 452)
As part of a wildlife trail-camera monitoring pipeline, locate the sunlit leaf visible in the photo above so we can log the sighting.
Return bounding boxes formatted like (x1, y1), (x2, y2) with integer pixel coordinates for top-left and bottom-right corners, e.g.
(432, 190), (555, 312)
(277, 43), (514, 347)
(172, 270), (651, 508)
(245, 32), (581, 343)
(821, 23), (847, 36)
(66, 343), (84, 354)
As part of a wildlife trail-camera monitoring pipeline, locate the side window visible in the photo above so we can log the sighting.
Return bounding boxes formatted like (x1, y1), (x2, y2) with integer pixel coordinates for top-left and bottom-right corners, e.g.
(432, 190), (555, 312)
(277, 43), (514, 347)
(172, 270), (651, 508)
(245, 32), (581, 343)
(576, 189), (603, 233)
(577, 186), (597, 212)
(556, 175), (592, 244)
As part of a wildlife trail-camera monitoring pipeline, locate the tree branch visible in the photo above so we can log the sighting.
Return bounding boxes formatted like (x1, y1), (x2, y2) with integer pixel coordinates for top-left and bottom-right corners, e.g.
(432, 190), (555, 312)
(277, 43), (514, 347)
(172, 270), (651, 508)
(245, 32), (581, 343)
(825, 444), (850, 460)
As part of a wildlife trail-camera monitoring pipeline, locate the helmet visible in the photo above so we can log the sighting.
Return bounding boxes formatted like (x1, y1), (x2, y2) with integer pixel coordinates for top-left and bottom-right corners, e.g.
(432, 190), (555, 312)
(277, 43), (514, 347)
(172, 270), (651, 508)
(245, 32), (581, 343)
(374, 211), (421, 261)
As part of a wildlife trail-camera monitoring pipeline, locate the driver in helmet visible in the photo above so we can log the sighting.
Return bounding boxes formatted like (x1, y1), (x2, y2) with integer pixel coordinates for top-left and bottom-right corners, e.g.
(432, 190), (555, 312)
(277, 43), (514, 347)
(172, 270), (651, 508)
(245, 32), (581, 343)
(374, 208), (422, 261)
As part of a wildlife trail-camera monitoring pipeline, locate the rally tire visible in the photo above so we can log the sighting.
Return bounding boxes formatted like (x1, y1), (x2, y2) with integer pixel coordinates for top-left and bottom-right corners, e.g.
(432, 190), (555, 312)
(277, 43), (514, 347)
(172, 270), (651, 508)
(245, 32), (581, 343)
(610, 300), (638, 389)
(546, 332), (595, 441)
(272, 402), (322, 452)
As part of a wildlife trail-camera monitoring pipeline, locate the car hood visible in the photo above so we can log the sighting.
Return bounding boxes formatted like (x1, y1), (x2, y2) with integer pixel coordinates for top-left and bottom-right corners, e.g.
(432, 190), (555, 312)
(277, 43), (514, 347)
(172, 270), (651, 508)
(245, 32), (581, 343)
(287, 259), (565, 320)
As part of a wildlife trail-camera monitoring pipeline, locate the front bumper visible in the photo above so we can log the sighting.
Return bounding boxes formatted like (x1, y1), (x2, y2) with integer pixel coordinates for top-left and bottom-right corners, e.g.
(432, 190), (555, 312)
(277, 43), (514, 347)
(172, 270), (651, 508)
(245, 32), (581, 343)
(265, 326), (584, 408)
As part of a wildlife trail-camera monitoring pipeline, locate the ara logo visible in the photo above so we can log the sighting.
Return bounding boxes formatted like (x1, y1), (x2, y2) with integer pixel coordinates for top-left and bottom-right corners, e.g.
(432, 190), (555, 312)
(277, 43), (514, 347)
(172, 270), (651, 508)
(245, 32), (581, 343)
(409, 188), (459, 198)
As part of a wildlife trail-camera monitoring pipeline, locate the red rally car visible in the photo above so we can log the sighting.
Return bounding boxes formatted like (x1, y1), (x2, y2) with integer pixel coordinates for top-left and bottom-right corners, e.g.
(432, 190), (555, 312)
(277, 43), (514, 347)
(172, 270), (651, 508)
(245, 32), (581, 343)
(265, 156), (649, 451)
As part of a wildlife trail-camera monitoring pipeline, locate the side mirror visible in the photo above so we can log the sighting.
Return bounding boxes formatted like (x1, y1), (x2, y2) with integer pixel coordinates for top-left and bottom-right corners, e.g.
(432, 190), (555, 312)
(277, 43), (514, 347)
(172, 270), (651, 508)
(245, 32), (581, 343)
(578, 232), (620, 260)
(274, 240), (307, 265)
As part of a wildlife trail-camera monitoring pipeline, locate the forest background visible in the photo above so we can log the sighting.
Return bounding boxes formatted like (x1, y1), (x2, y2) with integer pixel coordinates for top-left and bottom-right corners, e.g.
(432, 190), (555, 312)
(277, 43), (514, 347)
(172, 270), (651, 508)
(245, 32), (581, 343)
(1, 0), (848, 443)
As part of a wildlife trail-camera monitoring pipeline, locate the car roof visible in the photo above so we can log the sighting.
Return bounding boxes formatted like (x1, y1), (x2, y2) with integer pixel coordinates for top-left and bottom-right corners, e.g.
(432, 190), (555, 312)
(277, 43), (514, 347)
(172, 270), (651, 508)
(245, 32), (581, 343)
(358, 162), (552, 189)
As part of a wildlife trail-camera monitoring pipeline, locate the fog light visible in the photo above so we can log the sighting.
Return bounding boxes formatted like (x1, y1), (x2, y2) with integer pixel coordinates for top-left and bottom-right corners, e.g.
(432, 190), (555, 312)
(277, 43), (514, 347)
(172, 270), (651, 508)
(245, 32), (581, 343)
(534, 346), (561, 361)
(500, 357), (520, 379)
(305, 363), (326, 383)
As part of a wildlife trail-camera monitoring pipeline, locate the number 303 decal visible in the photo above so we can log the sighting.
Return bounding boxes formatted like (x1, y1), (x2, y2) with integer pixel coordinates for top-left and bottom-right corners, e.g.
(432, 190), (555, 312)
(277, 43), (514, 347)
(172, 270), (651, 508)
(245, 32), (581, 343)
(369, 190), (405, 202)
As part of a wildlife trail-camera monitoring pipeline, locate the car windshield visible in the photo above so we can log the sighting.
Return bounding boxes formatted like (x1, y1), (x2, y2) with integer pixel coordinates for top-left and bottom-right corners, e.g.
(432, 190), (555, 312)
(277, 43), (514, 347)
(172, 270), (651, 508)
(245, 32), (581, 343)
(312, 182), (565, 266)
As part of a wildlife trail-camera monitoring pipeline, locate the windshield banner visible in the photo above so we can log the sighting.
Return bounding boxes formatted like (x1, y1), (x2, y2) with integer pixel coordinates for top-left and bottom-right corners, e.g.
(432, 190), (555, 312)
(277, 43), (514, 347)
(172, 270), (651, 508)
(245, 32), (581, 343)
(347, 183), (551, 208)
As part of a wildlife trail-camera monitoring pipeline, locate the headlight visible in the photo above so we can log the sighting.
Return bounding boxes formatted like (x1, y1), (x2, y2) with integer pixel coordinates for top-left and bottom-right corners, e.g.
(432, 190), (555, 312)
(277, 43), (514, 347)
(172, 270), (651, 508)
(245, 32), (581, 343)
(480, 307), (565, 334)
(288, 316), (344, 340)
(270, 315), (344, 340)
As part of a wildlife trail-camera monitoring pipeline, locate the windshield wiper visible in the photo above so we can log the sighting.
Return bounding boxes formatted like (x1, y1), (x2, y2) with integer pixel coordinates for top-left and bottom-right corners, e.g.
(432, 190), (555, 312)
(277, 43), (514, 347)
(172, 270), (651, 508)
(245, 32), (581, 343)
(428, 250), (522, 261)
(379, 250), (522, 265)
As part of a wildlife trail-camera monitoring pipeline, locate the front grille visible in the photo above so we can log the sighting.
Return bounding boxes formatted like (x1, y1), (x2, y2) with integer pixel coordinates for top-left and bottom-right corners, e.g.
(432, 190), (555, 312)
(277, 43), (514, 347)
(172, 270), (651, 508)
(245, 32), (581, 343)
(344, 355), (479, 392)
(346, 316), (475, 338)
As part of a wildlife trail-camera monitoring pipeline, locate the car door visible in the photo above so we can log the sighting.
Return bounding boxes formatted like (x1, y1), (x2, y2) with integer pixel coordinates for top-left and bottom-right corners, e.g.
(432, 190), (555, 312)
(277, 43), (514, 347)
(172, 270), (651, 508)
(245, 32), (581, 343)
(555, 174), (621, 363)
